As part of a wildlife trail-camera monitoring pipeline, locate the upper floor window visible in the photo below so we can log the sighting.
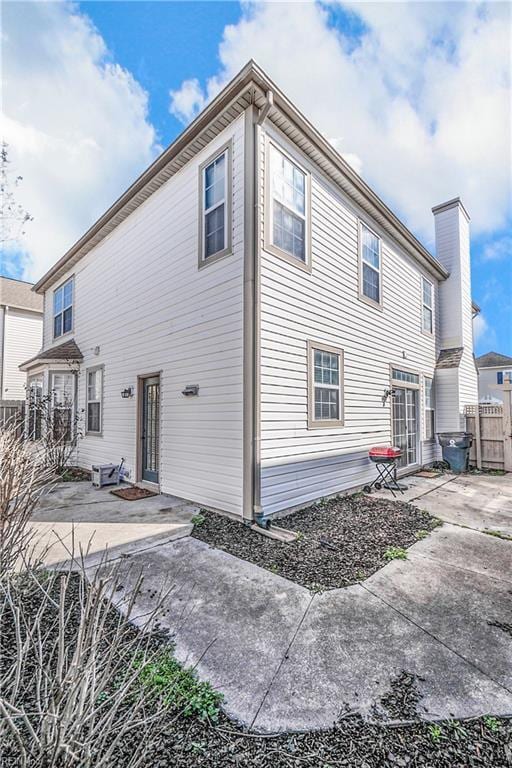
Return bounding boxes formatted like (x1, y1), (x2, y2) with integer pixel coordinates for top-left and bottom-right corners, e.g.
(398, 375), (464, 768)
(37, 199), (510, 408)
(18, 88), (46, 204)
(307, 341), (344, 428)
(268, 143), (310, 269)
(422, 277), (433, 333)
(53, 278), (73, 338)
(360, 224), (381, 305)
(199, 142), (232, 266)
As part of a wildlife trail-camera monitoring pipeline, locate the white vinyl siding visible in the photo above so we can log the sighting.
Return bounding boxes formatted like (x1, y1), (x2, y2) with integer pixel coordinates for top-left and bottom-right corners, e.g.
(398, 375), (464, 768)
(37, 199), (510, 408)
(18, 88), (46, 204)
(53, 278), (73, 338)
(422, 277), (433, 333)
(40, 117), (245, 515)
(2, 308), (43, 400)
(360, 223), (381, 305)
(259, 125), (439, 515)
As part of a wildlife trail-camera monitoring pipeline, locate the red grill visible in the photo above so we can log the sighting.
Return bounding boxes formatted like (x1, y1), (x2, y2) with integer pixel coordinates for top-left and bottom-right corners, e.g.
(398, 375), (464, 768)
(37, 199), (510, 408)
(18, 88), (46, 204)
(368, 445), (402, 462)
(364, 446), (405, 497)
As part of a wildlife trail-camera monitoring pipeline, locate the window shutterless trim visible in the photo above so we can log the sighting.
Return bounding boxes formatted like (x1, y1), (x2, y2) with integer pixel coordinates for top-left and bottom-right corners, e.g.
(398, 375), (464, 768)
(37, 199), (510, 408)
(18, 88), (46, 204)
(85, 364), (104, 436)
(307, 340), (344, 429)
(52, 276), (74, 340)
(198, 140), (233, 269)
(358, 220), (383, 310)
(421, 275), (434, 336)
(264, 137), (312, 274)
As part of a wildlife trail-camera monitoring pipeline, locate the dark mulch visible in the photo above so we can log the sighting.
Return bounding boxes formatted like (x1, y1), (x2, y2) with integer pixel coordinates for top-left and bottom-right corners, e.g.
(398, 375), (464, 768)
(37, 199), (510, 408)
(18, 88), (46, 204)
(2, 571), (511, 768)
(192, 495), (439, 590)
(110, 486), (158, 500)
(59, 465), (91, 482)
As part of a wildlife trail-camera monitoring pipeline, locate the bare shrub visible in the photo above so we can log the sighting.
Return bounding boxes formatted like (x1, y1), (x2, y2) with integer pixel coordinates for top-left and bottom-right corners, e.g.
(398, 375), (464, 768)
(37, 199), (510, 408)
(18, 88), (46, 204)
(0, 416), (56, 574)
(0, 561), (172, 767)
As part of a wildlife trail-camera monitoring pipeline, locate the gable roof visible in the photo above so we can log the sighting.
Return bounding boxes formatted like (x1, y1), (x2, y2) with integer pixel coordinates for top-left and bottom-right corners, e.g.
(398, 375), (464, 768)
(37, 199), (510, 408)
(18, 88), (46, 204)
(33, 60), (448, 294)
(20, 339), (83, 371)
(436, 347), (464, 369)
(475, 351), (512, 368)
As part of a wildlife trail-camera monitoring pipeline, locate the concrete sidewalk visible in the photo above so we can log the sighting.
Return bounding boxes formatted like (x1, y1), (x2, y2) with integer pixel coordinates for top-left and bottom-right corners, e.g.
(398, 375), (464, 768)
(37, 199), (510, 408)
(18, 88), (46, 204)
(29, 481), (197, 566)
(103, 472), (512, 733)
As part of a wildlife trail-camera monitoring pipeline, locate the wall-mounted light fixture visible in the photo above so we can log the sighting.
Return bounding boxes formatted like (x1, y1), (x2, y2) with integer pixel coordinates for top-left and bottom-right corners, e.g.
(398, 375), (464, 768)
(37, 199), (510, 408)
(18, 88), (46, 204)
(182, 384), (199, 397)
(382, 388), (396, 405)
(121, 387), (134, 399)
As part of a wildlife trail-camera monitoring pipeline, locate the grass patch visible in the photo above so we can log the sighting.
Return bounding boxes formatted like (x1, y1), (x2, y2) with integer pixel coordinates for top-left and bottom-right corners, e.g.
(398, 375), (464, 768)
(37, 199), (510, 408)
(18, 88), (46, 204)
(384, 547), (408, 561)
(135, 649), (223, 721)
(191, 514), (206, 527)
(483, 529), (512, 541)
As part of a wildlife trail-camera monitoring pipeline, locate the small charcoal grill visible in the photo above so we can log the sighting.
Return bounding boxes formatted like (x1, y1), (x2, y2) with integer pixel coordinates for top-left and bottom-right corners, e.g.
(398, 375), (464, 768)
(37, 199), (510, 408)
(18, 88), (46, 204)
(363, 446), (406, 497)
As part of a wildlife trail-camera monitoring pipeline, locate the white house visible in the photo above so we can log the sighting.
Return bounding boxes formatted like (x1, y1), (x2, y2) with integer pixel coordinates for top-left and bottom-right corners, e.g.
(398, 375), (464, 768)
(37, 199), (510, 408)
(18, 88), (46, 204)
(475, 352), (512, 403)
(0, 276), (43, 402)
(21, 61), (478, 522)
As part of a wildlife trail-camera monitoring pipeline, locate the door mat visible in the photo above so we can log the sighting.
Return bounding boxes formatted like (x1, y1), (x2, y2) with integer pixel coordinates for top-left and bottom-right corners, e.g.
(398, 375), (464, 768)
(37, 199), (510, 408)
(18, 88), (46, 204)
(415, 470), (442, 479)
(110, 487), (158, 501)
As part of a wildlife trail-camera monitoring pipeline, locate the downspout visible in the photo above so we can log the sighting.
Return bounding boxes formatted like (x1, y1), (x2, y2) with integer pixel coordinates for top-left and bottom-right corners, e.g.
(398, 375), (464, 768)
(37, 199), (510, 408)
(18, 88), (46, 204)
(252, 91), (273, 529)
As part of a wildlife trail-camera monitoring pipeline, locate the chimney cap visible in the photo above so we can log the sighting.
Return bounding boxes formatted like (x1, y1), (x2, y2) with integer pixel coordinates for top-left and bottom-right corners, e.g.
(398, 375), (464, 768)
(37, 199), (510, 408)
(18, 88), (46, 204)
(432, 197), (470, 221)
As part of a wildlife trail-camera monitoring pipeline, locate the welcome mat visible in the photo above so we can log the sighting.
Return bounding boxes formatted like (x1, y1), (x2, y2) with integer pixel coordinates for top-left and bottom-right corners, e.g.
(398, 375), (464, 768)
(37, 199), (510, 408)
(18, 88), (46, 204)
(415, 470), (442, 479)
(110, 487), (158, 501)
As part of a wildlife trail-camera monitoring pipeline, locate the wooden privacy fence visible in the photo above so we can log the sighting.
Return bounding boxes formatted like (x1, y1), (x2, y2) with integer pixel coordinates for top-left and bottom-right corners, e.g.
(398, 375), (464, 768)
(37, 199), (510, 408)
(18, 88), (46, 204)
(0, 400), (25, 436)
(464, 386), (512, 472)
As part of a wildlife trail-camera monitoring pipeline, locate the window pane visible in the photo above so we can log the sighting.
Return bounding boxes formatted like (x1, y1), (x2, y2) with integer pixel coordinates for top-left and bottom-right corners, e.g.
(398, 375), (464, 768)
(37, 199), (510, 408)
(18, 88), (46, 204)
(205, 204), (225, 257)
(205, 153), (225, 210)
(392, 369), (419, 385)
(63, 280), (73, 308)
(63, 306), (73, 333)
(271, 147), (305, 217)
(314, 387), (339, 421)
(54, 287), (63, 314)
(273, 200), (305, 261)
(362, 263), (380, 302)
(54, 314), (62, 338)
(362, 226), (380, 269)
(87, 402), (100, 433)
(424, 378), (433, 409)
(422, 306), (433, 333)
(422, 279), (432, 308)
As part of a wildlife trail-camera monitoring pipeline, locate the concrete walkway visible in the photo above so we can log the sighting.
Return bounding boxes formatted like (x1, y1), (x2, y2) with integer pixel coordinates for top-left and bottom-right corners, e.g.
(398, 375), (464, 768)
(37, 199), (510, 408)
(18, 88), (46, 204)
(29, 481), (197, 566)
(102, 472), (512, 733)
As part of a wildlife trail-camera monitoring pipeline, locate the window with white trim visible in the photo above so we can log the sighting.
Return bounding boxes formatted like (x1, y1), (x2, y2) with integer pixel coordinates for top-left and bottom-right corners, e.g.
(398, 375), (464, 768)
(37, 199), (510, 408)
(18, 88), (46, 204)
(308, 342), (344, 428)
(270, 145), (307, 263)
(50, 371), (75, 442)
(424, 377), (435, 440)
(27, 376), (43, 440)
(202, 149), (228, 260)
(53, 278), (73, 338)
(360, 224), (381, 304)
(86, 367), (103, 434)
(422, 277), (433, 333)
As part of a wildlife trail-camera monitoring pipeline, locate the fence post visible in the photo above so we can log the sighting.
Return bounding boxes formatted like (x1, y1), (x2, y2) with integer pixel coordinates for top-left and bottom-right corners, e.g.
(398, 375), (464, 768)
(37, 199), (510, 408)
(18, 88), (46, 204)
(503, 384), (512, 473)
(474, 404), (482, 470)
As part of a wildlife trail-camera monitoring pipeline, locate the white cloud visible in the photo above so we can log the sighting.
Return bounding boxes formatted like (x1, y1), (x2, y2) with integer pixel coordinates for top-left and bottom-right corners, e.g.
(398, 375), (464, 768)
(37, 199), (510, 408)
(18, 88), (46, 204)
(473, 311), (496, 349)
(1, 2), (158, 281)
(169, 78), (206, 124)
(169, 1), (512, 245)
(482, 235), (512, 261)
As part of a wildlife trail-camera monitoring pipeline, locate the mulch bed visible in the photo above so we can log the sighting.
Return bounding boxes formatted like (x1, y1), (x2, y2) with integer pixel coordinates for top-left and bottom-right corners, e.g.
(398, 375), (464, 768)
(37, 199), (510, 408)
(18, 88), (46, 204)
(110, 486), (158, 500)
(2, 571), (510, 768)
(59, 465), (91, 482)
(192, 495), (439, 590)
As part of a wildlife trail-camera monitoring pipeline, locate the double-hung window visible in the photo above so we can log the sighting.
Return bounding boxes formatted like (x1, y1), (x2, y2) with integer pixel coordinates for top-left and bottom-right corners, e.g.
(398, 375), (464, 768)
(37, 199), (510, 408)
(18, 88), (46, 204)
(360, 224), (381, 304)
(86, 367), (103, 434)
(53, 278), (73, 338)
(308, 342), (344, 428)
(200, 143), (231, 264)
(422, 277), (433, 333)
(424, 377), (435, 440)
(269, 144), (309, 266)
(50, 372), (75, 442)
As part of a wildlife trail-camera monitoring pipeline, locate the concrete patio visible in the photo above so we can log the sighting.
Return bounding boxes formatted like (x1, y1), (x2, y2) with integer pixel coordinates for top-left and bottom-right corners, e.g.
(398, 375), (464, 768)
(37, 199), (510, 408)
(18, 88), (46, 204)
(95, 472), (512, 733)
(29, 481), (198, 566)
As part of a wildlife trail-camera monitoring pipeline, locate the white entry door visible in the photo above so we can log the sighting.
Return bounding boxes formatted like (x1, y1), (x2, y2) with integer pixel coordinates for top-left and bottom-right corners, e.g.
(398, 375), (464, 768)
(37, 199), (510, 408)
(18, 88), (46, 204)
(392, 387), (419, 467)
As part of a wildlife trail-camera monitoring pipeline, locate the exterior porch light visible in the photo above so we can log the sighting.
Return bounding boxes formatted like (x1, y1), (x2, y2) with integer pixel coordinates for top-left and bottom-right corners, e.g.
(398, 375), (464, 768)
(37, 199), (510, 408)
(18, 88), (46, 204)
(121, 387), (133, 399)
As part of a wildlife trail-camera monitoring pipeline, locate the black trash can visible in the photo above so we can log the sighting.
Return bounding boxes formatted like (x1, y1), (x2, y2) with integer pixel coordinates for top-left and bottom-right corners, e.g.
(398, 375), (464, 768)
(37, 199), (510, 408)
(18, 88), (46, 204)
(437, 432), (473, 473)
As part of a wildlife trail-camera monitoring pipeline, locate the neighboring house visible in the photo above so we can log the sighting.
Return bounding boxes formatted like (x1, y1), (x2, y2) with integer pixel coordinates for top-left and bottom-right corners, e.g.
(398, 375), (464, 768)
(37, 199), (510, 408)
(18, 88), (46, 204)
(475, 352), (512, 403)
(21, 61), (478, 522)
(0, 276), (43, 401)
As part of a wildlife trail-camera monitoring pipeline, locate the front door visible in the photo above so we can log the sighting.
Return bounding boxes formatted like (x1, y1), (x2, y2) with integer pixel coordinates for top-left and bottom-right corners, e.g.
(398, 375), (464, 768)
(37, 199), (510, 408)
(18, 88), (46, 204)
(392, 387), (418, 468)
(141, 376), (160, 483)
